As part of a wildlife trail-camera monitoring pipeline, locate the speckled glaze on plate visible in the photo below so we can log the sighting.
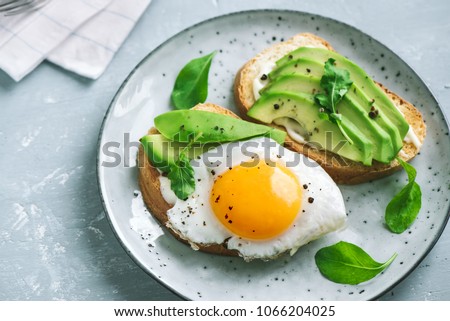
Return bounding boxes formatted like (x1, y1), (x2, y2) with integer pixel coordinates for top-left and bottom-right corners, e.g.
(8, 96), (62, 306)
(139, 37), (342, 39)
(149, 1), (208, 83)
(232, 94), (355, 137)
(97, 10), (450, 300)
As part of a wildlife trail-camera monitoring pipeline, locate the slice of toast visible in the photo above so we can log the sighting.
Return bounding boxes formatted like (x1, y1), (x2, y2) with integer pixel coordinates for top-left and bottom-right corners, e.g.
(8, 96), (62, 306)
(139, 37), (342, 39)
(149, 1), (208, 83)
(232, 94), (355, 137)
(234, 33), (426, 184)
(138, 103), (240, 256)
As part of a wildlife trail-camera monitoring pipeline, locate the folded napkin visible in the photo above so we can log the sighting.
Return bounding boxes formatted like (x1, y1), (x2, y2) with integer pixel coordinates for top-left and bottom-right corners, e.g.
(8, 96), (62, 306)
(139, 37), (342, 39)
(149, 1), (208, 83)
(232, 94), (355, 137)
(0, 0), (151, 81)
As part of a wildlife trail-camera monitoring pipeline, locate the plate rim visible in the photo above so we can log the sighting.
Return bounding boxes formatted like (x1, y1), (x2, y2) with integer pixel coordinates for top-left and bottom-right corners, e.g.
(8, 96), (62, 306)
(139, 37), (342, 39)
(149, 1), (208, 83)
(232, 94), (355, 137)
(96, 8), (450, 301)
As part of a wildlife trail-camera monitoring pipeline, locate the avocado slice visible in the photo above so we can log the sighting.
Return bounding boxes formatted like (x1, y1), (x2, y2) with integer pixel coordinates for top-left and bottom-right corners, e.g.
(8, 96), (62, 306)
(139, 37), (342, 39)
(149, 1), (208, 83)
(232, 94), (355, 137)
(347, 84), (403, 154)
(248, 92), (373, 165)
(154, 110), (286, 145)
(268, 57), (323, 80)
(268, 58), (404, 155)
(140, 134), (216, 173)
(276, 47), (409, 139)
(262, 74), (396, 163)
(262, 74), (320, 96)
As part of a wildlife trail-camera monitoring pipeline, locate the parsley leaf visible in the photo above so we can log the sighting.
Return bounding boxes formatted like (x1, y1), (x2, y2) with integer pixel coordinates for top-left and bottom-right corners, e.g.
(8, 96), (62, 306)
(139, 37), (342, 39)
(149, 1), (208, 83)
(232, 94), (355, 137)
(171, 51), (216, 110)
(314, 58), (354, 144)
(385, 158), (422, 233)
(315, 241), (397, 285)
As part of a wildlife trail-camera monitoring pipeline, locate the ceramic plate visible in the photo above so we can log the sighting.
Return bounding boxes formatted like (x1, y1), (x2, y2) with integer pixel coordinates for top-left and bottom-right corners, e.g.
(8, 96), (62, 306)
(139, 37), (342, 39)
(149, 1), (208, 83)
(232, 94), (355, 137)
(97, 10), (450, 300)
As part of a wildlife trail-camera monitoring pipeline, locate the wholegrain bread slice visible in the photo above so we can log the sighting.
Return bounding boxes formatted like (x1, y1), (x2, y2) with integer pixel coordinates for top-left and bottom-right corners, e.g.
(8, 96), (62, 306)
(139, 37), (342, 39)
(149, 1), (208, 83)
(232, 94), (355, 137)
(138, 103), (240, 256)
(234, 33), (426, 184)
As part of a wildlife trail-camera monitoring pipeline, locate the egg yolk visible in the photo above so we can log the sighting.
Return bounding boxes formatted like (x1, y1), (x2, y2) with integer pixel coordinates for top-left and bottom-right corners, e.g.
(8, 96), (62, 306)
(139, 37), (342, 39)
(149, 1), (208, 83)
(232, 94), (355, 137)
(210, 160), (302, 240)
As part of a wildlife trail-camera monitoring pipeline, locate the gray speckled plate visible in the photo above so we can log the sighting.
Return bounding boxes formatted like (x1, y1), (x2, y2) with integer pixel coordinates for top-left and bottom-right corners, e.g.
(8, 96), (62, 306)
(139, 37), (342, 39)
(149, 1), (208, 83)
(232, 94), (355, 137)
(97, 10), (450, 300)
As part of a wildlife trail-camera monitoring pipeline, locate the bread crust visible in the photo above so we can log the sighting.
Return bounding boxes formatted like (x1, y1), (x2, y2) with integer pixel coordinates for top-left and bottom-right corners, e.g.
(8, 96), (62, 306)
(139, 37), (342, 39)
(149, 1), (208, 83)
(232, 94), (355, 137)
(234, 33), (426, 184)
(138, 103), (241, 256)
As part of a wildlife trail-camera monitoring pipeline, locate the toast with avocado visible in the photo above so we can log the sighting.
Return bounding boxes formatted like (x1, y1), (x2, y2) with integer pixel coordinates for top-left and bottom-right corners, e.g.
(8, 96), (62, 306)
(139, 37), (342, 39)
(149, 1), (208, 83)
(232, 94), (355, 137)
(138, 102), (286, 256)
(234, 33), (426, 184)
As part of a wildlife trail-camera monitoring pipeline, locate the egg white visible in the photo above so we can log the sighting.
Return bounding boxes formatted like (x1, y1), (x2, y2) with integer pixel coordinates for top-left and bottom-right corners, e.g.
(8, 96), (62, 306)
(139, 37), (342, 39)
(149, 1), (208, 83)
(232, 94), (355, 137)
(159, 137), (346, 261)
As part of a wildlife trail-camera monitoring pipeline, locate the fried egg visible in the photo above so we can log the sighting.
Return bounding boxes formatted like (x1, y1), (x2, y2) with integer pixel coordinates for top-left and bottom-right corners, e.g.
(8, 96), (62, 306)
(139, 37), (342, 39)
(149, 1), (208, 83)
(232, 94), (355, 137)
(159, 137), (346, 261)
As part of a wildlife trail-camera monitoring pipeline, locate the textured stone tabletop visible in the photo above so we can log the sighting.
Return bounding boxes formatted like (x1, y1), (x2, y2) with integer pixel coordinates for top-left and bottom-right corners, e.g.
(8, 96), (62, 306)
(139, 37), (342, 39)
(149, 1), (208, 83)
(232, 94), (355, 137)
(1, 0), (449, 300)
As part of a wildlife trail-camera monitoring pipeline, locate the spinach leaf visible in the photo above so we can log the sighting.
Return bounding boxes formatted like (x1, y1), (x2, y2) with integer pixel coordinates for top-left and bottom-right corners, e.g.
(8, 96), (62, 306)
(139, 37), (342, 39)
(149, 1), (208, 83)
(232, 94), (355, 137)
(315, 241), (397, 285)
(171, 51), (216, 110)
(385, 158), (422, 233)
(314, 58), (354, 144)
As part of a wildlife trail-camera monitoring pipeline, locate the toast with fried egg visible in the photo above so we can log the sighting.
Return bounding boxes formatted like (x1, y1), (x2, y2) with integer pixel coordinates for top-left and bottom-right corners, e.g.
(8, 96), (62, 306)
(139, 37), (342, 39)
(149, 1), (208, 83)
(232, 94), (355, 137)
(234, 33), (426, 184)
(138, 103), (240, 256)
(139, 102), (347, 260)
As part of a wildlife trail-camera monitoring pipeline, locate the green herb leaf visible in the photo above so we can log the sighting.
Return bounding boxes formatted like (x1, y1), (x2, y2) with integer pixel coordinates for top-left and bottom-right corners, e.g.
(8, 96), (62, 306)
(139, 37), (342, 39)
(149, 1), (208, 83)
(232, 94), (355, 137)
(166, 132), (204, 200)
(167, 152), (196, 200)
(171, 51), (216, 110)
(318, 111), (330, 121)
(315, 241), (397, 285)
(314, 58), (354, 144)
(314, 93), (329, 109)
(385, 158), (422, 233)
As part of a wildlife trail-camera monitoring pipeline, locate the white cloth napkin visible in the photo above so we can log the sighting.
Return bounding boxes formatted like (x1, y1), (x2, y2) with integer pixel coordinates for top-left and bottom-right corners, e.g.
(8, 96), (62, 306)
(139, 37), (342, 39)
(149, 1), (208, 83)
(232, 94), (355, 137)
(0, 0), (152, 81)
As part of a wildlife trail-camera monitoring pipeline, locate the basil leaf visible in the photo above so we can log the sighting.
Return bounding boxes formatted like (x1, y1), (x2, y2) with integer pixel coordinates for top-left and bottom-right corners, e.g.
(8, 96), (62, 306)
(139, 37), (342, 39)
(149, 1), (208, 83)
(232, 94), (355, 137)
(385, 158), (422, 233)
(171, 51), (216, 110)
(167, 152), (195, 200)
(315, 241), (397, 285)
(314, 58), (354, 144)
